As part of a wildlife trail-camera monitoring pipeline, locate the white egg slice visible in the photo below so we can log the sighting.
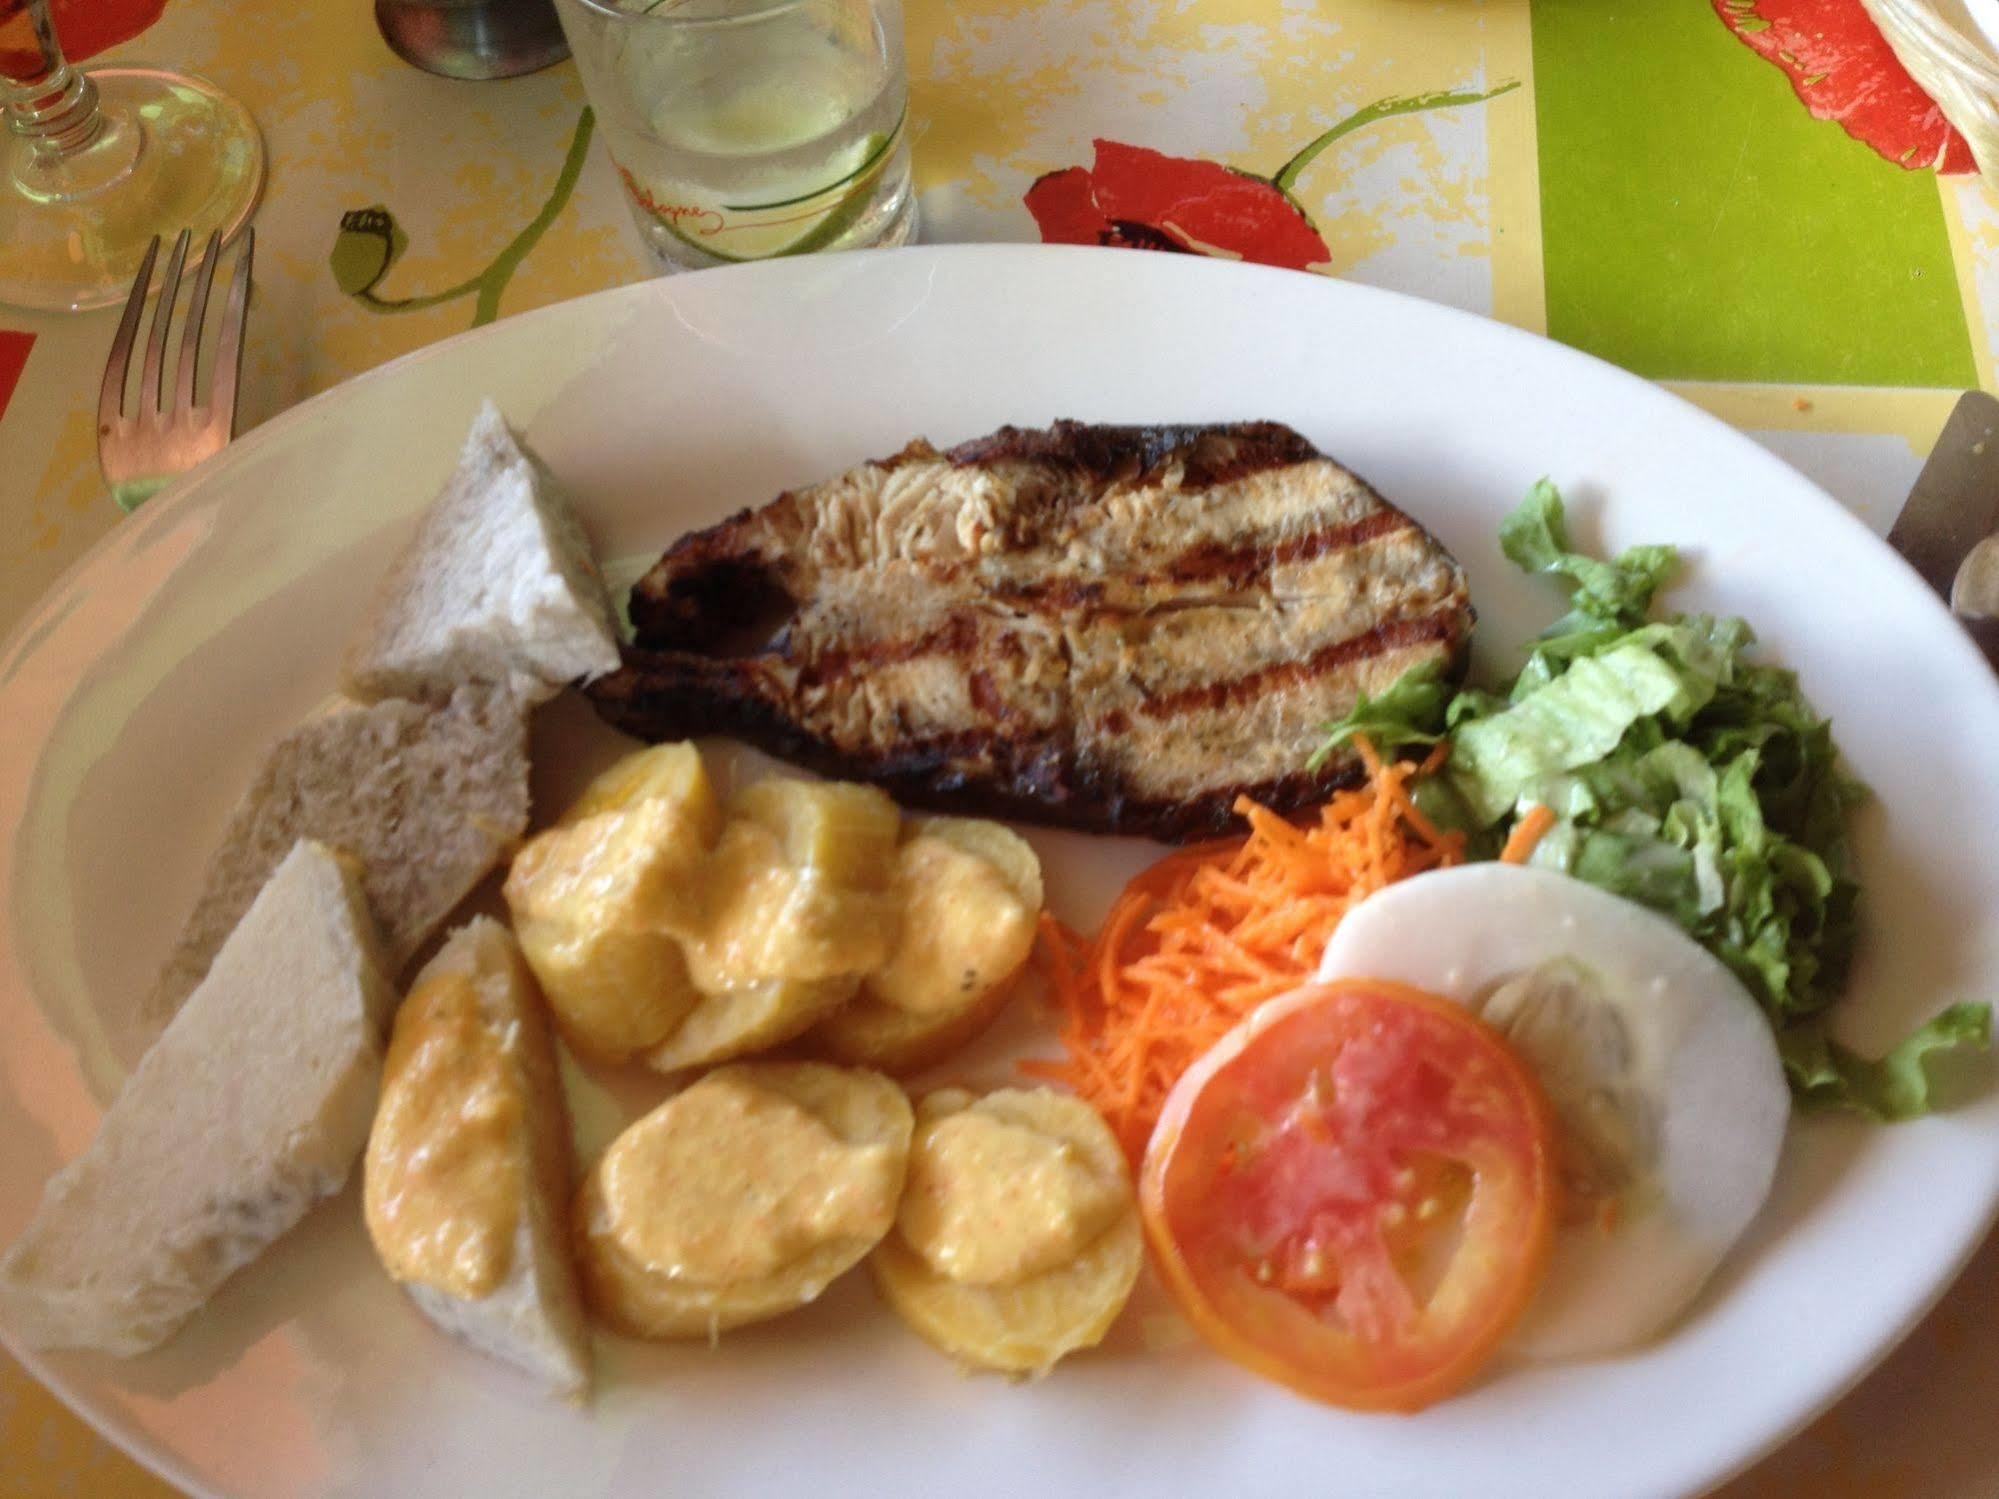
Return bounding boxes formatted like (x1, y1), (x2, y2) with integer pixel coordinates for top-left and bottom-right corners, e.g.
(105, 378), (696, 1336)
(1314, 863), (1788, 1360)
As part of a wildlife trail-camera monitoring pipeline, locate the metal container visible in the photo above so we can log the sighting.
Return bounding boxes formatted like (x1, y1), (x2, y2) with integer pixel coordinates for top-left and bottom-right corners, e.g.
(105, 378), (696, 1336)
(376, 0), (570, 81)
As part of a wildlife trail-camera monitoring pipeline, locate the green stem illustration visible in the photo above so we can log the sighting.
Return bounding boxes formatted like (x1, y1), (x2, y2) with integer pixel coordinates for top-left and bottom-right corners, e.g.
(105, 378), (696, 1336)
(472, 104), (597, 324)
(1269, 81), (1521, 196)
(331, 105), (596, 328)
(357, 265), (490, 315)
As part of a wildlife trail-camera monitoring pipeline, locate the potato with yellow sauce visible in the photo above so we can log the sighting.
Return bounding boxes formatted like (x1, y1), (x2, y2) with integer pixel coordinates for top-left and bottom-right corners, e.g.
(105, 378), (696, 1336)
(576, 1062), (912, 1338)
(812, 819), (1043, 1073)
(363, 919), (590, 1396)
(503, 744), (718, 1060)
(504, 797), (709, 1060)
(646, 778), (900, 1071)
(505, 745), (904, 1072)
(871, 1087), (1141, 1374)
(559, 735), (722, 831)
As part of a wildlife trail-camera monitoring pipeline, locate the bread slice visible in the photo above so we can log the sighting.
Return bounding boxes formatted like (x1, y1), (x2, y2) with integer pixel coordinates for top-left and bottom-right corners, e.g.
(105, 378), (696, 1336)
(144, 684), (529, 1030)
(0, 841), (394, 1356)
(363, 918), (590, 1397)
(343, 400), (621, 706)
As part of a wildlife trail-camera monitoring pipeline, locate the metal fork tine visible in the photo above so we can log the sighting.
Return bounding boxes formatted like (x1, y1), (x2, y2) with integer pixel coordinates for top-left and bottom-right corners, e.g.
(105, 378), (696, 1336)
(141, 229), (190, 415)
(173, 230), (223, 420)
(98, 235), (159, 434)
(209, 229), (255, 440)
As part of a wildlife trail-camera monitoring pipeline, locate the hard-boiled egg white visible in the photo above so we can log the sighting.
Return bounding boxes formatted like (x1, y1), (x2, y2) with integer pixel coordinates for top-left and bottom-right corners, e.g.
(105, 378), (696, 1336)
(1314, 863), (1787, 1360)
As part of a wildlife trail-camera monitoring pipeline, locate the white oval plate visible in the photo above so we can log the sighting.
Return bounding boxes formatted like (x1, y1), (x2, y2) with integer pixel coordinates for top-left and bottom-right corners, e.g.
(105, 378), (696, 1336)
(3, 246), (1997, 1499)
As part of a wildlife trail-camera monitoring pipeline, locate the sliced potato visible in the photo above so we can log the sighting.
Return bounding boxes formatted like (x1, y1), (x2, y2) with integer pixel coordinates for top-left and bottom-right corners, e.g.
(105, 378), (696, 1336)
(577, 1062), (913, 1338)
(872, 1220), (1142, 1375)
(871, 1087), (1140, 1374)
(811, 980), (1020, 1075)
(731, 778), (899, 890)
(678, 820), (898, 988)
(908, 817), (1044, 911)
(814, 819), (1042, 1072)
(504, 800), (710, 1060)
(644, 975), (858, 1074)
(559, 741), (723, 837)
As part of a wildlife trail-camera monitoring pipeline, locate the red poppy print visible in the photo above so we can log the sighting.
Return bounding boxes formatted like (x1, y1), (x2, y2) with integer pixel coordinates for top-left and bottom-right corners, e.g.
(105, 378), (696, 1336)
(1715, 0), (1974, 172)
(1029, 141), (1332, 269)
(0, 0), (167, 79)
(0, 330), (33, 423)
(1026, 84), (1518, 273)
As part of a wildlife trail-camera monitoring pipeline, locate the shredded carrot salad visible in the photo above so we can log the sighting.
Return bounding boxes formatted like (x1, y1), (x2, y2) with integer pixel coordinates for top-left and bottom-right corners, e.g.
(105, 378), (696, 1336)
(1499, 802), (1556, 865)
(1025, 740), (1466, 1161)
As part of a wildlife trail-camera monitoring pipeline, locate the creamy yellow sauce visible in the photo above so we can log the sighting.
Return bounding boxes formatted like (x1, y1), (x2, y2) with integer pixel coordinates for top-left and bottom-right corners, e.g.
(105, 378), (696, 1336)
(597, 1071), (903, 1285)
(364, 972), (524, 1300)
(508, 747), (1045, 1072)
(561, 740), (722, 833)
(504, 798), (708, 1056)
(897, 1108), (1125, 1286)
(678, 820), (896, 991)
(507, 754), (949, 1061)
(732, 777), (900, 888)
(868, 836), (1034, 1016)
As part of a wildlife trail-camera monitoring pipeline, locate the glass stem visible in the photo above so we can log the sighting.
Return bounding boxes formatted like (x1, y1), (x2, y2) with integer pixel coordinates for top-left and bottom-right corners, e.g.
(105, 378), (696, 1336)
(5, 0), (105, 159)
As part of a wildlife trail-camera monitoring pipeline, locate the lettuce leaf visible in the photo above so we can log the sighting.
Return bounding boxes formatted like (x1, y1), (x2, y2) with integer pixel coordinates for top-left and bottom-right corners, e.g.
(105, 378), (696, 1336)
(1446, 632), (1728, 825)
(1779, 1005), (1992, 1121)
(1312, 481), (1990, 1116)
(1305, 659), (1448, 768)
(1499, 478), (1679, 636)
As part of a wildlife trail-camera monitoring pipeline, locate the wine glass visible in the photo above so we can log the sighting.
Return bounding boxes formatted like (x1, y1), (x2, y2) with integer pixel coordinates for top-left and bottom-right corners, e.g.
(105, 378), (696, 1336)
(0, 0), (264, 313)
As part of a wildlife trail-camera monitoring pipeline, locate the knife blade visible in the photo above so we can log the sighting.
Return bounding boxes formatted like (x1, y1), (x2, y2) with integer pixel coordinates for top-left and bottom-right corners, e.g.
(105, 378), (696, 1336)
(1887, 389), (1999, 670)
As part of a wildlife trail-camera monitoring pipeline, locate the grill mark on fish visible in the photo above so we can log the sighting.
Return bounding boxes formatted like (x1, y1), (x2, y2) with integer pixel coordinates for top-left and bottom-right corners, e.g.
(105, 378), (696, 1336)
(1133, 609), (1464, 720)
(969, 513), (1417, 612)
(945, 420), (1321, 487)
(987, 577), (1110, 613)
(590, 421), (1474, 841)
(797, 614), (983, 686)
(1166, 509), (1413, 583)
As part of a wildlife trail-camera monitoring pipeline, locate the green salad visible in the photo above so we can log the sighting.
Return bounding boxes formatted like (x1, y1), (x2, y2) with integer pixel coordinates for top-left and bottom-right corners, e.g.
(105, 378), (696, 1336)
(1314, 483), (1990, 1120)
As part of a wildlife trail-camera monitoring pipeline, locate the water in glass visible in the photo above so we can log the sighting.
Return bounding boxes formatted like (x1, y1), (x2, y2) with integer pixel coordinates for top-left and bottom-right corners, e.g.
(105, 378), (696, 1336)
(558, 0), (914, 270)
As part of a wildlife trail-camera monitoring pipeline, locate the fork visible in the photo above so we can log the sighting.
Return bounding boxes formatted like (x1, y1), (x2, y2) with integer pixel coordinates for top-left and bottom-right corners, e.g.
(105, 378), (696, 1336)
(97, 227), (255, 513)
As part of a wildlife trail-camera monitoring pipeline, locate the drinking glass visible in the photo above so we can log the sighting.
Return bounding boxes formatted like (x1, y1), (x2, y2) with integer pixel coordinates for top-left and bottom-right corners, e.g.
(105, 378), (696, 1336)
(0, 0), (265, 312)
(551, 0), (915, 272)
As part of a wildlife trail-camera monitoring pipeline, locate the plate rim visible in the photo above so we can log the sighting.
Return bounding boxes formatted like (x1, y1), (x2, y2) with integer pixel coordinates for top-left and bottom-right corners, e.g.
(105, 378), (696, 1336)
(9, 244), (1981, 687)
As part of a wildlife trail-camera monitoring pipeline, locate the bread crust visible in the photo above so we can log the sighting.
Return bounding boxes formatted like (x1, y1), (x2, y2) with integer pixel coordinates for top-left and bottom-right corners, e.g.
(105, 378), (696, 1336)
(144, 686), (529, 1031)
(0, 842), (393, 1356)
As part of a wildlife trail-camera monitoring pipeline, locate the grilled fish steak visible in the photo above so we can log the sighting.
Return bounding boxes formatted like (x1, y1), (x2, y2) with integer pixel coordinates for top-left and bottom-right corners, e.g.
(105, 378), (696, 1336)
(589, 421), (1473, 841)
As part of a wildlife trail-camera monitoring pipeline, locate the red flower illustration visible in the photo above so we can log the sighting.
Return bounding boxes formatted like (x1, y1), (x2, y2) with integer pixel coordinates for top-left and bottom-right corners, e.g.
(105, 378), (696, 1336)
(0, 331), (33, 425)
(1025, 85), (1517, 272)
(1715, 0), (1974, 172)
(0, 0), (167, 76)
(1029, 141), (1332, 269)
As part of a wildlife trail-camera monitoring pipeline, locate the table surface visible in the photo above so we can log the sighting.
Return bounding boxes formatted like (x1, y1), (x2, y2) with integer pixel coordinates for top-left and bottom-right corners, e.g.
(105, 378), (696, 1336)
(3, 2), (1997, 1495)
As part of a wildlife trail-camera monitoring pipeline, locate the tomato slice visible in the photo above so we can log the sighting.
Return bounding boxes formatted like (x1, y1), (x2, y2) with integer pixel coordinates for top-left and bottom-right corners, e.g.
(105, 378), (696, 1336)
(1140, 979), (1558, 1412)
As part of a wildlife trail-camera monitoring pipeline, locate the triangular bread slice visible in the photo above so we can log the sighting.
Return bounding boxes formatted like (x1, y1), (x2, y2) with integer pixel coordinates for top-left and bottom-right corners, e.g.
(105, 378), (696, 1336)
(0, 841), (395, 1356)
(364, 918), (590, 1397)
(144, 684), (529, 1030)
(343, 400), (622, 706)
